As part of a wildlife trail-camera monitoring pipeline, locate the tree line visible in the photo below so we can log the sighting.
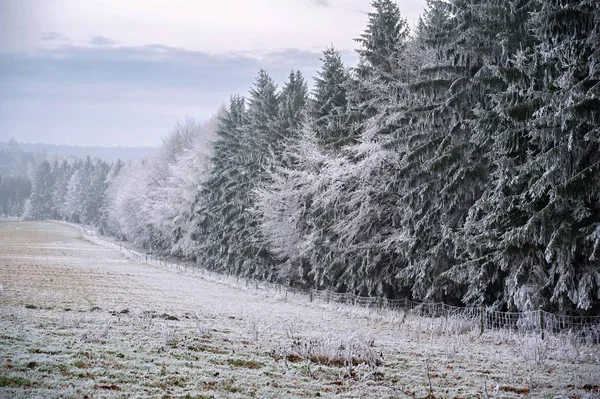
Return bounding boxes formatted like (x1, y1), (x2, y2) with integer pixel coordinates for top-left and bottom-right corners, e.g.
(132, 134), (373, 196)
(20, 0), (600, 314)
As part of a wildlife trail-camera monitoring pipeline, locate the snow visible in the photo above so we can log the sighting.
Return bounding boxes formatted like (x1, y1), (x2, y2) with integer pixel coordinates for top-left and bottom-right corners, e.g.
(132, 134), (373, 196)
(1, 221), (598, 398)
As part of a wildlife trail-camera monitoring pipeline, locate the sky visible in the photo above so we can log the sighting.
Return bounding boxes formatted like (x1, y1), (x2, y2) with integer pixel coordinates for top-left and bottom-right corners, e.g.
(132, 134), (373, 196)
(0, 0), (427, 147)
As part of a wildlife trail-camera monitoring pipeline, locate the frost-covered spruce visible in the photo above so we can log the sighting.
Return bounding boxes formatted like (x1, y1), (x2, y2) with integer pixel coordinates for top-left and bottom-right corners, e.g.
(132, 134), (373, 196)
(456, 0), (600, 312)
(189, 96), (249, 272)
(279, 70), (308, 135)
(310, 46), (353, 148)
(28, 160), (54, 220)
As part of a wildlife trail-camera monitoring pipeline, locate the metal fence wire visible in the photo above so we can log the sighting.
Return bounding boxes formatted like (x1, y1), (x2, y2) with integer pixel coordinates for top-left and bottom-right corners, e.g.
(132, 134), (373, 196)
(74, 222), (600, 339)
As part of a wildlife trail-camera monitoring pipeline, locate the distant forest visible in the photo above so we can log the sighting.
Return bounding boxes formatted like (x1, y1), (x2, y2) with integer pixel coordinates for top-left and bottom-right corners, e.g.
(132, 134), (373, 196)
(0, 140), (156, 163)
(6, 0), (599, 315)
(0, 140), (156, 217)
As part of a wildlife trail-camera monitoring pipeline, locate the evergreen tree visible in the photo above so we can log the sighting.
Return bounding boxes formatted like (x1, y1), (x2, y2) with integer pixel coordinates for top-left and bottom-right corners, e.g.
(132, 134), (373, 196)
(310, 47), (353, 147)
(369, 0), (533, 304)
(99, 159), (124, 234)
(0, 174), (31, 216)
(348, 0), (409, 128)
(77, 157), (95, 224)
(51, 160), (72, 220)
(247, 70), (279, 131)
(64, 168), (83, 222)
(235, 70), (281, 278)
(28, 160), (54, 220)
(81, 160), (110, 226)
(355, 0), (407, 76)
(279, 70), (308, 134)
(194, 70), (285, 279)
(190, 97), (249, 272)
(456, 0), (600, 312)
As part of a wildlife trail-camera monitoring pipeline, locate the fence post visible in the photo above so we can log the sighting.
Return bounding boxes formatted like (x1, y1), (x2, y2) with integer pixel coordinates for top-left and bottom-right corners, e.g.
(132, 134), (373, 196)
(309, 289), (313, 303)
(480, 305), (485, 335)
(539, 308), (545, 340)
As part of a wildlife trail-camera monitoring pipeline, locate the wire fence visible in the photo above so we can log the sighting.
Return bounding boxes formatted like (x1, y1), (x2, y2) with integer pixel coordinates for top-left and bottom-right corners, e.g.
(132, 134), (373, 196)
(70, 222), (600, 341)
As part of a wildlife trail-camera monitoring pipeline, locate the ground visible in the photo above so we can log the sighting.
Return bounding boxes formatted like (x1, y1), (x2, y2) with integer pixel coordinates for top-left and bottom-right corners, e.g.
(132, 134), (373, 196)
(0, 221), (598, 398)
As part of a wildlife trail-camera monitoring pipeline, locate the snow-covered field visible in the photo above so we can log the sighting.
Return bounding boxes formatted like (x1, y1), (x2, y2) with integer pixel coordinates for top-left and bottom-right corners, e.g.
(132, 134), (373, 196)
(0, 221), (598, 398)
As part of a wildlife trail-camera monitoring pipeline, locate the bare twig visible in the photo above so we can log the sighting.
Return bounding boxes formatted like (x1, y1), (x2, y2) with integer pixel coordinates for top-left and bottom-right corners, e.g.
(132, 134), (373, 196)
(425, 357), (436, 399)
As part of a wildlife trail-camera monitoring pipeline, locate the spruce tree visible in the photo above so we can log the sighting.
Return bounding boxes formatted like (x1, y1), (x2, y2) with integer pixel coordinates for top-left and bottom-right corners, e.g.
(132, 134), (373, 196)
(51, 160), (72, 220)
(355, 0), (407, 76)
(279, 70), (308, 134)
(310, 47), (353, 147)
(99, 159), (123, 234)
(457, 0), (600, 312)
(29, 160), (54, 220)
(190, 97), (249, 272)
(235, 70), (281, 278)
(81, 160), (110, 226)
(64, 165), (83, 222)
(347, 0), (409, 130)
(78, 157), (96, 225)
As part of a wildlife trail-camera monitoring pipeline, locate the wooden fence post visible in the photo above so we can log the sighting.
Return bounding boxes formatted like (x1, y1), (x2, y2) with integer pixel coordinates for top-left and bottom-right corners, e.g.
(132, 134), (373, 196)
(539, 308), (545, 340)
(480, 305), (485, 335)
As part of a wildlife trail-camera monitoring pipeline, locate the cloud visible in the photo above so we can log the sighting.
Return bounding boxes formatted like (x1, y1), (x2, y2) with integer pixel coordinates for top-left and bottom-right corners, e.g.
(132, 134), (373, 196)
(0, 42), (341, 146)
(40, 32), (69, 43)
(39, 42), (323, 84)
(89, 35), (118, 46)
(310, 0), (332, 7)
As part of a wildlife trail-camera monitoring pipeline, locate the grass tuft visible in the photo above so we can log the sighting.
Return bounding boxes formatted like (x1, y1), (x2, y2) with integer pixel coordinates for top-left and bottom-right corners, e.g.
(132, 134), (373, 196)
(0, 376), (33, 388)
(227, 358), (263, 369)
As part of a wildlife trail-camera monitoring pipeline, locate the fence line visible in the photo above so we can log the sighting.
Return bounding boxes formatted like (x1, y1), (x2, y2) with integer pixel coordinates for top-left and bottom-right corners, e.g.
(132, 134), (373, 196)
(69, 222), (599, 340)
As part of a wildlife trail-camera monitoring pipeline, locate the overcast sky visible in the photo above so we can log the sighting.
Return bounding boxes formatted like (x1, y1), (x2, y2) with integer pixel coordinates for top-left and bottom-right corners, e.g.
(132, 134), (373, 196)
(0, 0), (427, 147)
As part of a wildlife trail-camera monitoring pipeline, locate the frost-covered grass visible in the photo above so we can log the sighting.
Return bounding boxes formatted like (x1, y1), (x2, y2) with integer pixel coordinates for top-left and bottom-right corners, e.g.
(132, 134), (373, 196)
(0, 221), (599, 398)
